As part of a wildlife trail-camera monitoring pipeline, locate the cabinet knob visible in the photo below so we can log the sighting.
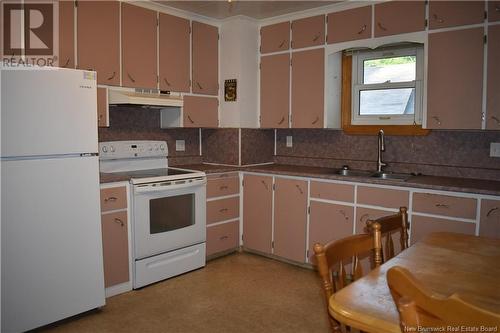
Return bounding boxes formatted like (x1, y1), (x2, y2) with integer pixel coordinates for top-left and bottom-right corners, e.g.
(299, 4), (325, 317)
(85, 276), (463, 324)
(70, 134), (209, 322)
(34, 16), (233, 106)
(491, 116), (500, 126)
(435, 203), (450, 209)
(107, 71), (116, 81)
(261, 180), (269, 191)
(219, 208), (229, 213)
(196, 81), (203, 90)
(487, 207), (499, 217)
(61, 58), (70, 68)
(312, 33), (320, 42)
(219, 235), (229, 241)
(164, 78), (171, 86)
(279, 39), (287, 48)
(187, 115), (195, 124)
(127, 73), (136, 83)
(295, 184), (304, 195)
(432, 116), (441, 126)
(312, 116), (319, 125)
(104, 196), (117, 202)
(432, 14), (445, 24)
(219, 185), (228, 190)
(377, 22), (388, 31)
(496, 5), (500, 12)
(358, 24), (367, 35)
(278, 116), (285, 125)
(114, 218), (124, 227)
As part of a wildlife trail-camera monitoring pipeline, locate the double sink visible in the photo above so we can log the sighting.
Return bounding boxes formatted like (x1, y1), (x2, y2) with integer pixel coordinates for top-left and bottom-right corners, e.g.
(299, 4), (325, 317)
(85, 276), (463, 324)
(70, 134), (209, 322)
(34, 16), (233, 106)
(334, 168), (412, 181)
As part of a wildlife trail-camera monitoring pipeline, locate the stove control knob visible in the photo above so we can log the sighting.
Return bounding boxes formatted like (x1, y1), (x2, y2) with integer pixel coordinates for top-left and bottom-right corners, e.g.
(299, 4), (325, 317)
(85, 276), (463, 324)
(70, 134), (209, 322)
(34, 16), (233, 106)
(110, 146), (115, 152)
(160, 144), (165, 151)
(155, 145), (159, 151)
(101, 146), (108, 153)
(148, 146), (153, 152)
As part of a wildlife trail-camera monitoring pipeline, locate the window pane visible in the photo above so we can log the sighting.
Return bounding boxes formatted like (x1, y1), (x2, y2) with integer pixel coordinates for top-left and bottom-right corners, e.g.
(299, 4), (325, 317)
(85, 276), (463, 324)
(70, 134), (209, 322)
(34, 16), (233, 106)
(363, 56), (416, 84)
(359, 88), (415, 115)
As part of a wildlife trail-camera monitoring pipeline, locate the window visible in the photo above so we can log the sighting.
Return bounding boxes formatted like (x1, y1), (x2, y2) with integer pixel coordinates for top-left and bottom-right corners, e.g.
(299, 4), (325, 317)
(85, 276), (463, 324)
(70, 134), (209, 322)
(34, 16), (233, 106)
(351, 45), (424, 126)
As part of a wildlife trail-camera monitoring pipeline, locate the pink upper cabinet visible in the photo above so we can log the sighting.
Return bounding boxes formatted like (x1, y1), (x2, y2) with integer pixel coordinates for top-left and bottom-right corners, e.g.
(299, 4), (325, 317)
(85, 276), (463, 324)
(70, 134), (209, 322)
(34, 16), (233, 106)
(58, 0), (74, 68)
(327, 6), (372, 44)
(183, 96), (218, 128)
(260, 22), (290, 54)
(159, 13), (190, 93)
(374, 1), (426, 37)
(192, 21), (219, 96)
(427, 28), (484, 129)
(489, 1), (500, 22)
(260, 53), (290, 128)
(429, 1), (485, 29)
(77, 1), (120, 85)
(487, 25), (500, 130)
(291, 49), (324, 128)
(291, 15), (325, 49)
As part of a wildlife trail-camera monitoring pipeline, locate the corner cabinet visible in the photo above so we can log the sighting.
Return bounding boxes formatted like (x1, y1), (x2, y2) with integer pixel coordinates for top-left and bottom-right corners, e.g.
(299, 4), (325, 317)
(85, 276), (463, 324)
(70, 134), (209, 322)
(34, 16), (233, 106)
(192, 21), (219, 95)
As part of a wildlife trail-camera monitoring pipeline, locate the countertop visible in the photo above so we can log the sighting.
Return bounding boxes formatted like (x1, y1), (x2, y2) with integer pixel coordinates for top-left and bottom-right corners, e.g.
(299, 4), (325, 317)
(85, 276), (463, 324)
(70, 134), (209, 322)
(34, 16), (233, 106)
(100, 163), (500, 196)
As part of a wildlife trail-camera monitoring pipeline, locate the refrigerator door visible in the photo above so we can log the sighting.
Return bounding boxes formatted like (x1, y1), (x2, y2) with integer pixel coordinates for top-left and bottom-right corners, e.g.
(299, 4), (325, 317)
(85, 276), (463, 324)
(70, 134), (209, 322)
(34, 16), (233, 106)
(1, 156), (105, 332)
(1, 68), (98, 157)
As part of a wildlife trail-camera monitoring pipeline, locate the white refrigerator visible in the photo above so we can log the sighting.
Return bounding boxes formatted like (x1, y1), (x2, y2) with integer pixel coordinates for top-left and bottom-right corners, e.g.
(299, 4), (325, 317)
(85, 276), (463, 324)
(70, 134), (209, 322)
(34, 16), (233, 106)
(1, 67), (105, 332)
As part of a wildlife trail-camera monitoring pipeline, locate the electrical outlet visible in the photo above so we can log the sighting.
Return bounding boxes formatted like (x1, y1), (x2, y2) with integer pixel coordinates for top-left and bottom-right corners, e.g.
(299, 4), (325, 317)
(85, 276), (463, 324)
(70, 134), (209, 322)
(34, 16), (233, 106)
(286, 136), (293, 148)
(490, 142), (500, 157)
(175, 140), (185, 152)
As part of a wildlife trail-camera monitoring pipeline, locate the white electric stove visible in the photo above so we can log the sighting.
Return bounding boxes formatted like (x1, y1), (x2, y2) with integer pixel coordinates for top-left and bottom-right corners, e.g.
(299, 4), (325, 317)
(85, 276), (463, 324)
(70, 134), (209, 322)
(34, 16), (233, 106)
(100, 141), (207, 288)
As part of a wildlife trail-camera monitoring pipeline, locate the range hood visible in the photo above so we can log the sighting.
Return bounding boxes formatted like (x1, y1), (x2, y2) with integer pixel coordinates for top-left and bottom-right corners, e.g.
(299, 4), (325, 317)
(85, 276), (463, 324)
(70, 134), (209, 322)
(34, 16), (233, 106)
(108, 88), (183, 108)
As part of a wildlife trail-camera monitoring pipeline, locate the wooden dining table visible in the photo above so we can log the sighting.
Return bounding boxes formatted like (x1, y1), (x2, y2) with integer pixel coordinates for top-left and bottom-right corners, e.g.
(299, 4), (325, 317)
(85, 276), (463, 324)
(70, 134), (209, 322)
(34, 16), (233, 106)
(328, 232), (500, 333)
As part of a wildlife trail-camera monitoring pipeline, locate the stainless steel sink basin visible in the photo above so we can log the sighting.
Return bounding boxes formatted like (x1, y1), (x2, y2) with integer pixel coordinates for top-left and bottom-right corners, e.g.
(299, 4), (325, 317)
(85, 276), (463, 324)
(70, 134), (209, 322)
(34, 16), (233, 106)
(370, 172), (411, 181)
(334, 169), (373, 177)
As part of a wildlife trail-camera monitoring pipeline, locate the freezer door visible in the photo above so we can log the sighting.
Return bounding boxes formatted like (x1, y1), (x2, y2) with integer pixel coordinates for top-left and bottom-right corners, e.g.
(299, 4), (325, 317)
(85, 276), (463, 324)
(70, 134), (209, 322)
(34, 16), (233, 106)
(1, 68), (98, 157)
(1, 156), (105, 332)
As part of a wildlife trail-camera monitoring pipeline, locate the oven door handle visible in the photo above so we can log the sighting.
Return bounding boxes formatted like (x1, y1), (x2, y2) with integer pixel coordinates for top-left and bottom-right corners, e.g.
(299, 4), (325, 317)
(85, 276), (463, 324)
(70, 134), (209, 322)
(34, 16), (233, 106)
(134, 178), (207, 194)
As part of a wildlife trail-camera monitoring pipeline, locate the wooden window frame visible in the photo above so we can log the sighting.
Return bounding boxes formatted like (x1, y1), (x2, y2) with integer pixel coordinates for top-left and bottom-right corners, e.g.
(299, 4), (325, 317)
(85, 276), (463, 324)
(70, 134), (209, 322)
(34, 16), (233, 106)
(341, 53), (430, 136)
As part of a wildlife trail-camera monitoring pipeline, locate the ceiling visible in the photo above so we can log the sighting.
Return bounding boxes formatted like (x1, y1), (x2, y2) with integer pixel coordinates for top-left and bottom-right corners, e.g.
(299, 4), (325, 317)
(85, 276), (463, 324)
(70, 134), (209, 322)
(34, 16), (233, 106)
(156, 1), (338, 20)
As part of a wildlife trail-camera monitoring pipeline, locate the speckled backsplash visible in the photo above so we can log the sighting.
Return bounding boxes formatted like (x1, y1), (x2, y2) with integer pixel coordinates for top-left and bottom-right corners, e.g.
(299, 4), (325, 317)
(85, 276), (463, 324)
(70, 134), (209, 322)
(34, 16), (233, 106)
(275, 129), (500, 181)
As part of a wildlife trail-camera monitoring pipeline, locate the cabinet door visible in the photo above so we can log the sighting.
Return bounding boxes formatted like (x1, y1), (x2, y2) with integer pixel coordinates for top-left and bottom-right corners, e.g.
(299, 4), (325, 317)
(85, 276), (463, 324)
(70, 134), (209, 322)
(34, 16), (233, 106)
(308, 201), (353, 262)
(261, 22), (290, 54)
(206, 221), (239, 257)
(374, 1), (426, 37)
(479, 199), (500, 239)
(159, 13), (190, 93)
(192, 21), (218, 95)
(411, 215), (476, 245)
(487, 25), (500, 130)
(97, 87), (109, 128)
(242, 175), (273, 254)
(327, 6), (372, 44)
(273, 178), (307, 263)
(183, 95), (218, 128)
(489, 1), (500, 22)
(427, 28), (484, 129)
(77, 1), (120, 85)
(291, 49), (324, 128)
(260, 53), (290, 128)
(121, 3), (157, 89)
(429, 1), (485, 29)
(292, 15), (325, 49)
(101, 211), (129, 288)
(59, 0), (74, 68)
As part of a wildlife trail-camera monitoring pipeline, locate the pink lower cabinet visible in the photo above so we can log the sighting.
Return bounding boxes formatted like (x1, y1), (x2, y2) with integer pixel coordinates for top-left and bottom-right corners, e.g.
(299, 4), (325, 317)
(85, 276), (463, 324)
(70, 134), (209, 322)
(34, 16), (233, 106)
(101, 211), (129, 288)
(479, 199), (500, 239)
(357, 186), (409, 210)
(273, 178), (308, 263)
(206, 221), (239, 257)
(412, 193), (477, 220)
(242, 175), (273, 254)
(207, 197), (239, 225)
(310, 181), (354, 203)
(411, 215), (476, 245)
(308, 201), (354, 262)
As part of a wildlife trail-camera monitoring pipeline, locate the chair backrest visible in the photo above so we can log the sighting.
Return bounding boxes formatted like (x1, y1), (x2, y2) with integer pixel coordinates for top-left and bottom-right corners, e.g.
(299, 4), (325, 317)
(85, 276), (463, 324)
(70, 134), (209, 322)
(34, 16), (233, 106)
(366, 207), (409, 262)
(387, 266), (500, 330)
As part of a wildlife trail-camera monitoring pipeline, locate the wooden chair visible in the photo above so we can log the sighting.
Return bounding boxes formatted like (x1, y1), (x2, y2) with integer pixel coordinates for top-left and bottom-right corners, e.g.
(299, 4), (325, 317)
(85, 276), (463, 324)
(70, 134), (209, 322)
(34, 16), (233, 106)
(387, 266), (500, 331)
(366, 207), (409, 262)
(313, 222), (383, 333)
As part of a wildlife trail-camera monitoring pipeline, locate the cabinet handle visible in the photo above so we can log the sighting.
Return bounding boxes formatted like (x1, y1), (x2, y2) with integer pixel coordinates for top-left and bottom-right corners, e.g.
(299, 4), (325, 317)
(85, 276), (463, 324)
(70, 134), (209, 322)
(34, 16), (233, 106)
(104, 196), (117, 202)
(279, 39), (287, 48)
(114, 218), (124, 227)
(219, 185), (229, 190)
(360, 213), (370, 224)
(164, 78), (171, 86)
(295, 184), (304, 194)
(432, 14), (445, 24)
(107, 71), (116, 81)
(219, 208), (229, 213)
(338, 209), (349, 221)
(432, 116), (441, 125)
(61, 58), (70, 68)
(261, 180), (269, 190)
(491, 116), (500, 126)
(187, 115), (195, 124)
(358, 24), (367, 34)
(377, 22), (388, 31)
(435, 203), (450, 209)
(278, 116), (285, 125)
(127, 73), (136, 83)
(496, 5), (500, 12)
(312, 116), (319, 125)
(196, 81), (203, 90)
(219, 235), (229, 241)
(486, 207), (499, 217)
(312, 33), (320, 42)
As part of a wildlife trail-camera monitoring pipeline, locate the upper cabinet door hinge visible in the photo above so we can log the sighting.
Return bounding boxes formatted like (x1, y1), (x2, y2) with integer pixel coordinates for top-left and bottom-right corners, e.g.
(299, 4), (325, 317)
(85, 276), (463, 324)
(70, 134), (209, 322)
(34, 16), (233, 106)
(259, 115), (261, 123)
(271, 241), (274, 249)
(259, 45), (262, 53)
(157, 75), (159, 83)
(189, 26), (192, 34)
(485, 10), (488, 20)
(484, 35), (487, 44)
(308, 206), (311, 214)
(242, 234), (244, 241)
(75, 0), (78, 7)
(306, 249), (309, 258)
(218, 33), (220, 41)
(272, 183), (276, 191)
(291, 41), (294, 48)
(326, 15), (328, 23)
(424, 19), (428, 27)
(290, 58), (292, 66)
(242, 179), (244, 187)
(259, 62), (261, 70)
(157, 18), (159, 27)
(291, 22), (293, 30)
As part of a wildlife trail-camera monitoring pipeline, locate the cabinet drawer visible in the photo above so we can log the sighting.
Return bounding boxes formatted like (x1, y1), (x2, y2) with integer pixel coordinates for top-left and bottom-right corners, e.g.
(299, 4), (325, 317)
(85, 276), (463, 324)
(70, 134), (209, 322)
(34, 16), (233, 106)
(206, 221), (239, 256)
(357, 186), (409, 209)
(100, 186), (127, 212)
(207, 176), (239, 198)
(413, 193), (477, 219)
(101, 211), (129, 287)
(310, 181), (354, 203)
(411, 215), (476, 245)
(207, 197), (239, 224)
(479, 199), (500, 239)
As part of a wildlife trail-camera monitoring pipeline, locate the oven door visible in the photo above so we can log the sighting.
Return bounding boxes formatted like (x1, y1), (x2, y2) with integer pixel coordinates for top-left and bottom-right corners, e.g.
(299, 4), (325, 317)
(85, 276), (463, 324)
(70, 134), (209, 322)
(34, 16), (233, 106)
(133, 178), (206, 260)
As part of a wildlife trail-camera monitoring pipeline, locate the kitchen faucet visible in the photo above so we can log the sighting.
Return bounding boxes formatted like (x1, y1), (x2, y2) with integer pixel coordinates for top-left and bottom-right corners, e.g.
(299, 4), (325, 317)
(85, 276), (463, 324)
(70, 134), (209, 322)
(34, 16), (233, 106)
(377, 129), (387, 173)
